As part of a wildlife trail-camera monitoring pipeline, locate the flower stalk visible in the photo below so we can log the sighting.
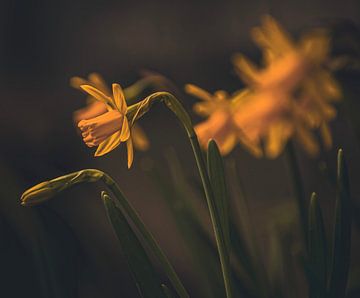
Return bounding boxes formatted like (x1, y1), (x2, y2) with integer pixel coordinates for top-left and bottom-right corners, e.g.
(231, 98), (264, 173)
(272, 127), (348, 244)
(21, 169), (189, 298)
(128, 91), (234, 298)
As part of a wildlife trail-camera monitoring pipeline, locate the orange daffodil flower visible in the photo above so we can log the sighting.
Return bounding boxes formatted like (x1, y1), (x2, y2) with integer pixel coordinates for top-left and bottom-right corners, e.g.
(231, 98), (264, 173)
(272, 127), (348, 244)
(189, 15), (341, 158)
(71, 73), (151, 168)
(186, 85), (263, 157)
(77, 83), (135, 168)
(71, 73), (150, 153)
(232, 15), (341, 157)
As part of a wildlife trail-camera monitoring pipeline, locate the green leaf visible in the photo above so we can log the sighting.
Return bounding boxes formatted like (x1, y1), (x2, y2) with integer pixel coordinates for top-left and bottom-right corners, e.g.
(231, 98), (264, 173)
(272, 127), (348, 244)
(161, 284), (175, 298)
(207, 140), (230, 251)
(102, 191), (166, 298)
(21, 169), (189, 298)
(226, 159), (269, 298)
(152, 150), (225, 298)
(285, 141), (307, 245)
(205, 139), (233, 297)
(266, 227), (285, 298)
(328, 149), (352, 298)
(308, 192), (327, 298)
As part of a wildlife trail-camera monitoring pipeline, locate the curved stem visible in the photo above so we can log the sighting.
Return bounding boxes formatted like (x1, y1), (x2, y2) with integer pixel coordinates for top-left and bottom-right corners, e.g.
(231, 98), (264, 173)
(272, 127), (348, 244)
(129, 92), (233, 298)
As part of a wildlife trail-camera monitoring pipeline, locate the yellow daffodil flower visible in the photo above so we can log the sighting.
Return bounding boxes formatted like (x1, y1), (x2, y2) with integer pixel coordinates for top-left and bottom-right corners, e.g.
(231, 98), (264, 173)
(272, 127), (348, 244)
(78, 83), (134, 168)
(232, 15), (341, 157)
(71, 73), (150, 152)
(186, 85), (264, 156)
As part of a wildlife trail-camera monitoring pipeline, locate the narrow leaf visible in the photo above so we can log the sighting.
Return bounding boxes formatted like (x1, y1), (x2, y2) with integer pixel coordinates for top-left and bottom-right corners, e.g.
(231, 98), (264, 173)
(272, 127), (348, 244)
(102, 191), (166, 298)
(207, 139), (230, 250)
(161, 284), (175, 298)
(308, 192), (327, 298)
(149, 163), (224, 298)
(328, 149), (352, 298)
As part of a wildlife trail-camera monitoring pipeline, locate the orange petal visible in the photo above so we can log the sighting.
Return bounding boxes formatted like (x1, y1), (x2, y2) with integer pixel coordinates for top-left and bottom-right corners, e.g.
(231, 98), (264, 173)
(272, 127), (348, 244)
(232, 53), (259, 85)
(185, 84), (213, 101)
(126, 138), (134, 168)
(112, 83), (127, 112)
(88, 73), (111, 95)
(119, 117), (131, 141)
(80, 85), (115, 110)
(70, 76), (88, 89)
(94, 130), (122, 156)
(320, 122), (332, 150)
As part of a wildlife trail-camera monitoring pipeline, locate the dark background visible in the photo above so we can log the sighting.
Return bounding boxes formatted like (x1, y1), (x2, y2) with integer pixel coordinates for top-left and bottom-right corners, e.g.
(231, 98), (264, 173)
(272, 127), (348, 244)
(0, 0), (359, 297)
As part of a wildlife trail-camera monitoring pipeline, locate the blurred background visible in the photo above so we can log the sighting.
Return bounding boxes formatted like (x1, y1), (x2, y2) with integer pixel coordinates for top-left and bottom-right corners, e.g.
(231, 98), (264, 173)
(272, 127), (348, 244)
(0, 0), (360, 297)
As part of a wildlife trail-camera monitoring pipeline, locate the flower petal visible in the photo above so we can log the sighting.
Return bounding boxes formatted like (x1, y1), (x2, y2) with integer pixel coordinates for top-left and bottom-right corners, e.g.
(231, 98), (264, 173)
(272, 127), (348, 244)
(193, 102), (214, 117)
(185, 84), (213, 101)
(94, 130), (122, 156)
(119, 117), (131, 141)
(217, 133), (238, 155)
(126, 137), (134, 168)
(80, 85), (115, 110)
(112, 83), (127, 113)
(320, 122), (332, 150)
(260, 15), (295, 53)
(265, 121), (293, 158)
(232, 54), (260, 85)
(70, 76), (88, 89)
(295, 124), (319, 157)
(88, 73), (111, 95)
(237, 133), (263, 158)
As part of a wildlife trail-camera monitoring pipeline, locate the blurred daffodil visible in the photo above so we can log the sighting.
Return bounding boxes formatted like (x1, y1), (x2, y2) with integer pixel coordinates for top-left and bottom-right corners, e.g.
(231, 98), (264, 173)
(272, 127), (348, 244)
(71, 73), (150, 152)
(186, 85), (265, 156)
(231, 15), (341, 157)
(78, 83), (134, 168)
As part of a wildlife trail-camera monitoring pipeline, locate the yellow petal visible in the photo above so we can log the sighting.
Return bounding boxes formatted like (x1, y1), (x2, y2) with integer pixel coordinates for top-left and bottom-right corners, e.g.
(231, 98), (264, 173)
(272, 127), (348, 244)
(94, 130), (122, 156)
(185, 84), (213, 101)
(193, 102), (213, 117)
(80, 85), (115, 110)
(88, 73), (111, 95)
(131, 124), (150, 151)
(314, 70), (342, 101)
(320, 122), (332, 150)
(70, 76), (88, 89)
(265, 121), (293, 158)
(119, 117), (131, 141)
(112, 83), (127, 113)
(218, 133), (237, 155)
(260, 15), (295, 53)
(300, 31), (329, 64)
(262, 48), (277, 66)
(126, 137), (134, 168)
(237, 133), (263, 158)
(232, 54), (259, 85)
(295, 125), (319, 157)
(251, 26), (272, 50)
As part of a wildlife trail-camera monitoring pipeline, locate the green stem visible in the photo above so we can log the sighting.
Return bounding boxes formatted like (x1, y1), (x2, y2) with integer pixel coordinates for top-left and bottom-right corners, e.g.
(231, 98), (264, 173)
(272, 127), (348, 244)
(286, 141), (307, 246)
(100, 173), (189, 298)
(189, 136), (233, 298)
(130, 92), (233, 298)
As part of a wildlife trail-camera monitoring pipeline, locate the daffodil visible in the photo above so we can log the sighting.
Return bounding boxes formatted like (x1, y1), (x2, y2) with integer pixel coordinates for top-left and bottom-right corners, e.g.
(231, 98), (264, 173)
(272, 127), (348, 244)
(71, 73), (150, 152)
(186, 84), (265, 156)
(232, 15), (341, 157)
(78, 83), (134, 168)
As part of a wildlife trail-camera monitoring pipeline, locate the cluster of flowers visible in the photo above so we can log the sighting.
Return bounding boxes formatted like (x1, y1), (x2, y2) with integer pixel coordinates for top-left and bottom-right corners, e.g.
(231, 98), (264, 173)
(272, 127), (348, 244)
(72, 16), (341, 168)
